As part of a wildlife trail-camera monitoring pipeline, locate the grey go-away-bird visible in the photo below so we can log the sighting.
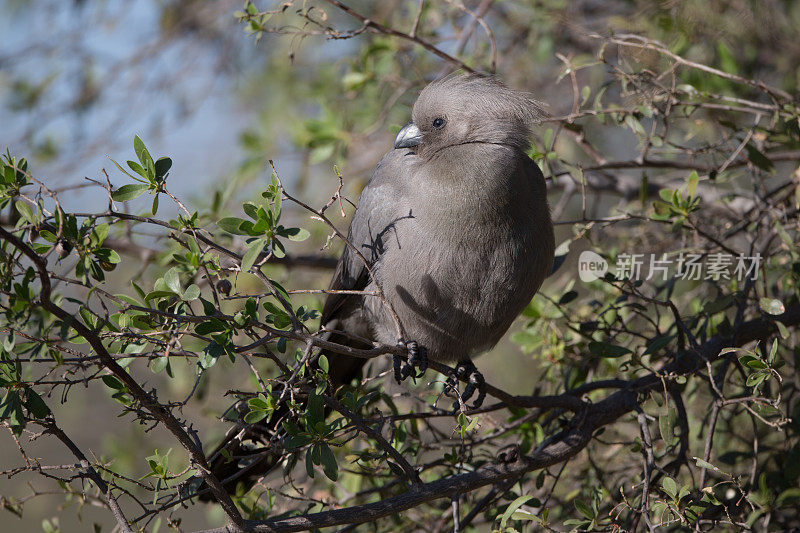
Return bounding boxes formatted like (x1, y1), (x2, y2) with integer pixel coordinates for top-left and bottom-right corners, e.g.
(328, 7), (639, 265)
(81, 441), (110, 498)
(322, 73), (554, 408)
(202, 74), (554, 497)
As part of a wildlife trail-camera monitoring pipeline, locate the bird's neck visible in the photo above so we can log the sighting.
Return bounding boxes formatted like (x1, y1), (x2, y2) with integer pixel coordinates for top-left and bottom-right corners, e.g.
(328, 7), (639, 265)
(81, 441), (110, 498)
(414, 143), (536, 225)
(426, 142), (521, 193)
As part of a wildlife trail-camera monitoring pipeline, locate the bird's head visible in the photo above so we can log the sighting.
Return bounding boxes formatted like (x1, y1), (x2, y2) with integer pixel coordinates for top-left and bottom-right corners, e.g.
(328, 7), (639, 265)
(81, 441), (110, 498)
(394, 74), (547, 159)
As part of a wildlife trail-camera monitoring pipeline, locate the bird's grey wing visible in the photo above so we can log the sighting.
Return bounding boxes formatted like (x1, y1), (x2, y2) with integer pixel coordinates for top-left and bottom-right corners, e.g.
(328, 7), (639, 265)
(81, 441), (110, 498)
(341, 150), (411, 289)
(321, 149), (411, 323)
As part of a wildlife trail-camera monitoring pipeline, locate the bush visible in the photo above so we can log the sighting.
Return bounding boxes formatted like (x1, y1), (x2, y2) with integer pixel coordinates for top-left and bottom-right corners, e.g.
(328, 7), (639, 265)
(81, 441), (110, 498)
(1, 1), (799, 531)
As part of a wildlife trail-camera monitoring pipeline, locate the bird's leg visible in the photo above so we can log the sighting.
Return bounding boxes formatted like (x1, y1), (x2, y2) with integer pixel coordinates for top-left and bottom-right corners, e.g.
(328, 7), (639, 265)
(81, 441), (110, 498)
(449, 360), (486, 411)
(407, 341), (428, 378)
(393, 341), (428, 384)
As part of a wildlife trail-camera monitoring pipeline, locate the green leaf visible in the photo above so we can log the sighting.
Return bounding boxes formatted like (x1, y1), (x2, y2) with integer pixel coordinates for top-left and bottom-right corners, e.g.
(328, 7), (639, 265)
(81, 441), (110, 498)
(272, 239), (286, 258)
(134, 135), (147, 163)
(745, 371), (767, 387)
(126, 160), (147, 177)
(263, 301), (285, 316)
(658, 188), (674, 203)
(154, 157), (172, 181)
(245, 297), (257, 316)
(269, 279), (292, 304)
(306, 395), (325, 426)
(217, 217), (250, 235)
(131, 281), (147, 303)
(199, 342), (223, 369)
(243, 410), (268, 424)
(182, 284), (200, 301)
(580, 85), (591, 105)
(3, 334), (15, 353)
(305, 448), (315, 479)
(285, 434), (312, 450)
(319, 443), (338, 481)
(738, 354), (767, 369)
(342, 71), (369, 91)
(662, 477), (678, 499)
(30, 242), (51, 254)
(499, 495), (533, 529)
(241, 238), (266, 272)
(112, 183), (149, 202)
(775, 221), (794, 250)
(91, 223), (110, 246)
(281, 227), (310, 242)
(102, 375), (126, 390)
(39, 229), (57, 243)
(573, 498), (594, 520)
(659, 411), (675, 443)
(310, 143), (335, 164)
(0, 390), (24, 434)
(248, 396), (270, 410)
(551, 240), (570, 274)
(164, 268), (181, 294)
(94, 248), (121, 264)
(109, 157), (144, 182)
(14, 200), (35, 225)
(510, 509), (539, 522)
(643, 335), (674, 355)
(768, 338), (778, 362)
(145, 290), (177, 302)
(250, 217), (269, 234)
(196, 320), (226, 335)
(686, 170), (699, 198)
(79, 306), (95, 328)
(694, 457), (716, 471)
(272, 312), (292, 329)
(24, 389), (50, 418)
(151, 356), (169, 374)
(759, 297), (785, 315)
(242, 202), (259, 220)
(588, 341), (631, 358)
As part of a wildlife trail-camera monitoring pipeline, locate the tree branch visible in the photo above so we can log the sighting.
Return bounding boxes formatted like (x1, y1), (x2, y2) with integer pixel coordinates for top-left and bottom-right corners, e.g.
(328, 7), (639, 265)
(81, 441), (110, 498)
(320, 0), (476, 73)
(195, 303), (800, 532)
(0, 226), (246, 529)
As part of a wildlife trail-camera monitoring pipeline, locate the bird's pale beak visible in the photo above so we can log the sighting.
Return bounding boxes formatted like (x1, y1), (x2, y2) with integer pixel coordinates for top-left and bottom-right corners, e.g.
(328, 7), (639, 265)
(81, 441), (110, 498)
(394, 122), (423, 149)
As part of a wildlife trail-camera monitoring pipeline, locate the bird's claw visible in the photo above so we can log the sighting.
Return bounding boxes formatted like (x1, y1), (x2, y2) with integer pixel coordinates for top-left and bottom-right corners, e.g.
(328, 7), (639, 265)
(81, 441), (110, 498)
(393, 341), (428, 384)
(446, 360), (486, 412)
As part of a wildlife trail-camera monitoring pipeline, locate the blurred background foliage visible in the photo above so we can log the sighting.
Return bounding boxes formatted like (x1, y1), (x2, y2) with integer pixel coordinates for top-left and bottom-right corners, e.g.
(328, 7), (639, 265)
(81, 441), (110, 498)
(1, 0), (800, 532)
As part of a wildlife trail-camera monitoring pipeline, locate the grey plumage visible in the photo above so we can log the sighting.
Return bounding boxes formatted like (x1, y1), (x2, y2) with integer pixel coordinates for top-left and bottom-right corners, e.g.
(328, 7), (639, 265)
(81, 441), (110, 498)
(323, 74), (554, 367)
(201, 75), (554, 496)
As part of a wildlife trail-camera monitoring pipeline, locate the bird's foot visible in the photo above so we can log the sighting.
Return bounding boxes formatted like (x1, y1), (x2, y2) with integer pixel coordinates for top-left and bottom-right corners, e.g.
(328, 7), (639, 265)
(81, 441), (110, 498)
(446, 360), (486, 412)
(393, 341), (428, 384)
(497, 443), (520, 464)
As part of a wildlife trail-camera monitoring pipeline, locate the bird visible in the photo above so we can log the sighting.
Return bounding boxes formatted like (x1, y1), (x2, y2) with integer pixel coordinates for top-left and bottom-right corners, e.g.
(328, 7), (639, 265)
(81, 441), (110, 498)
(200, 73), (554, 498)
(321, 73), (554, 407)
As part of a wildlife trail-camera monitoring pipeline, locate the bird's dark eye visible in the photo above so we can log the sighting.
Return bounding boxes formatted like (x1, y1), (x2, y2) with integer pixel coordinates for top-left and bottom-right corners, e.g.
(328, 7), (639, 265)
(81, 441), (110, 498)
(432, 117), (446, 129)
